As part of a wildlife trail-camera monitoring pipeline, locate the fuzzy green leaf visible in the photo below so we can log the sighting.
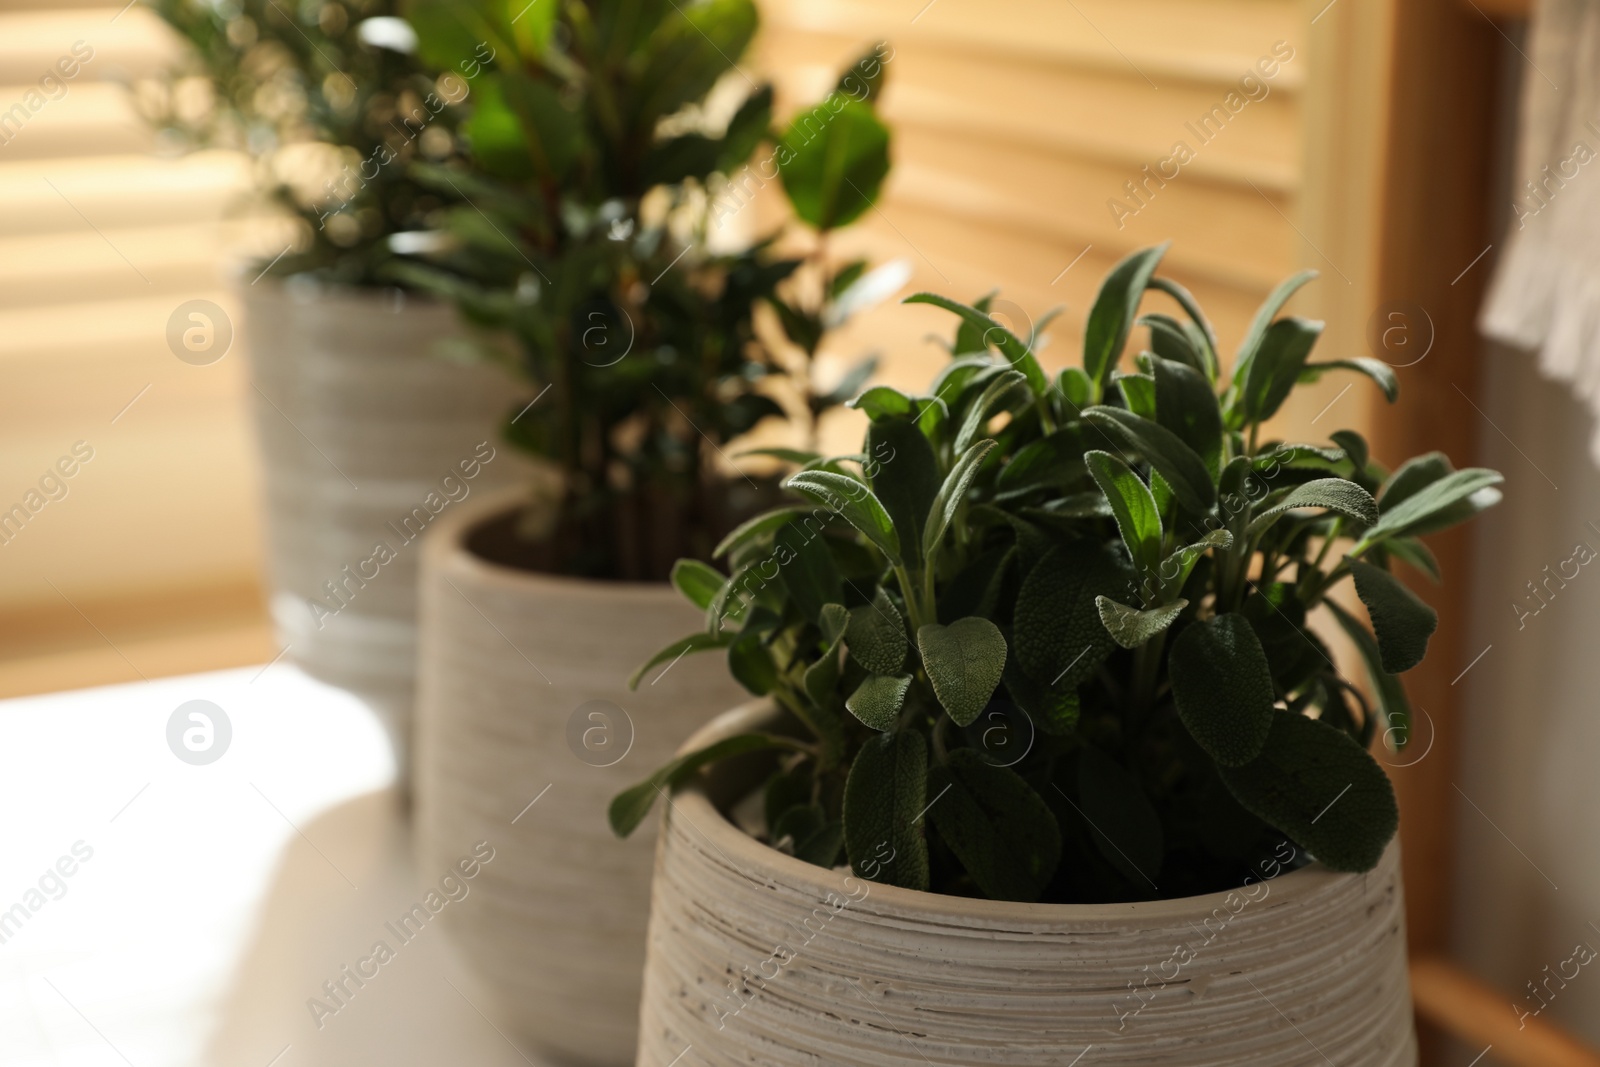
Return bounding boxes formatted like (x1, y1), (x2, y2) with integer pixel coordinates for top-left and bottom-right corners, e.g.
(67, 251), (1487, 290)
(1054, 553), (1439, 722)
(628, 630), (734, 689)
(918, 618), (1008, 727)
(955, 370), (1028, 455)
(1013, 544), (1127, 689)
(785, 470), (901, 563)
(728, 628), (779, 695)
(995, 427), (1090, 500)
(1085, 449), (1162, 573)
(1219, 712), (1399, 873)
(670, 559), (724, 612)
(1245, 478), (1379, 539)
(865, 416), (941, 569)
(1084, 243), (1168, 386)
(1114, 372), (1157, 418)
(1356, 468), (1503, 550)
(1237, 317), (1323, 424)
(1095, 596), (1188, 650)
(1158, 528), (1233, 600)
(1151, 355), (1223, 476)
(846, 673), (911, 731)
(928, 749), (1061, 902)
(609, 733), (797, 837)
(1327, 600), (1412, 749)
(903, 293), (1049, 395)
(1230, 269), (1317, 388)
(713, 506), (814, 560)
(1147, 275), (1220, 379)
(846, 588), (909, 675)
(1082, 405), (1216, 514)
(843, 729), (930, 890)
(1169, 614), (1276, 767)
(923, 439), (999, 560)
(1348, 559), (1438, 673)
(1301, 358), (1399, 403)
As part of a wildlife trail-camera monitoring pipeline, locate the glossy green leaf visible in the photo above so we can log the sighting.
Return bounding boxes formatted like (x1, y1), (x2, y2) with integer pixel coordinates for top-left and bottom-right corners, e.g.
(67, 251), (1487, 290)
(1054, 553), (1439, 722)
(1169, 614), (1276, 767)
(777, 99), (890, 231)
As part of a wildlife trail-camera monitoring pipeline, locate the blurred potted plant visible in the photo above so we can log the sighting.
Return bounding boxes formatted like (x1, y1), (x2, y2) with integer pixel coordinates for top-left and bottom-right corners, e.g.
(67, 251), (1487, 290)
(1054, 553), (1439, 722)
(614, 244), (1503, 1063)
(145, 0), (531, 764)
(394, 1), (898, 1061)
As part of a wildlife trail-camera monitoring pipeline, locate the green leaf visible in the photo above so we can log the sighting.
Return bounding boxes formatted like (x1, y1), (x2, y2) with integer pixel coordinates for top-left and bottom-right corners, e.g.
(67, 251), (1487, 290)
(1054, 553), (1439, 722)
(719, 84), (773, 171)
(843, 729), (930, 890)
(846, 588), (908, 675)
(1139, 313), (1208, 376)
(1348, 559), (1438, 673)
(1169, 614), (1276, 767)
(1379, 452), (1453, 512)
(714, 505), (815, 560)
(785, 470), (901, 563)
(903, 293), (1048, 394)
(1095, 596), (1187, 649)
(1330, 430), (1370, 475)
(1084, 243), (1168, 387)
(804, 603), (851, 707)
(1384, 536), (1442, 582)
(609, 733), (798, 837)
(1245, 478), (1379, 539)
(628, 630), (734, 689)
(1158, 529), (1233, 601)
(1085, 449), (1162, 573)
(777, 99), (890, 231)
(995, 427), (1089, 500)
(1082, 405), (1216, 514)
(845, 673), (911, 731)
(1301, 358), (1399, 403)
(765, 761), (814, 830)
(1230, 269), (1317, 389)
(1113, 372), (1157, 418)
(1013, 544), (1128, 689)
(847, 384), (916, 421)
(923, 439), (999, 560)
(774, 518), (843, 624)
(1147, 275), (1219, 379)
(1151, 355), (1223, 476)
(918, 618), (1008, 727)
(1327, 600), (1412, 748)
(928, 749), (1061, 901)
(728, 628), (779, 695)
(1219, 712), (1399, 872)
(670, 559), (723, 612)
(1237, 317), (1323, 424)
(1076, 746), (1164, 888)
(1356, 468), (1503, 550)
(865, 416), (940, 569)
(955, 370), (1028, 455)
(1000, 659), (1079, 735)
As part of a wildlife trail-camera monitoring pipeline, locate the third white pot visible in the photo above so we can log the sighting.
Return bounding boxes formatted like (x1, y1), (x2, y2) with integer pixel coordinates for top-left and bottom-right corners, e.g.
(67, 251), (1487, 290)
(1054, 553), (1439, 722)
(638, 702), (1418, 1066)
(241, 279), (528, 770)
(413, 486), (747, 1067)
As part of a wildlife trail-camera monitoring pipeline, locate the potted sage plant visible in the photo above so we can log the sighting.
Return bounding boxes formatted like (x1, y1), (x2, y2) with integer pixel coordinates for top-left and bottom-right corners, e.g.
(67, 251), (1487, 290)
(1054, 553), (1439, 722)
(394, 0), (898, 1061)
(614, 243), (1501, 1064)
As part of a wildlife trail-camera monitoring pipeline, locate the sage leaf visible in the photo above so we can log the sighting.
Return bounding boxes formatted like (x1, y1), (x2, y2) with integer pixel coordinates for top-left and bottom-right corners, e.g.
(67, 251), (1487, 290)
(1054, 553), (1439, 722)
(1151, 354), (1223, 476)
(846, 673), (911, 731)
(1245, 477), (1379, 539)
(1230, 268), (1317, 387)
(903, 292), (1049, 394)
(1237, 317), (1323, 424)
(1013, 544), (1127, 690)
(1348, 559), (1438, 673)
(785, 469), (901, 563)
(865, 416), (941, 568)
(1219, 712), (1398, 873)
(628, 630), (734, 690)
(918, 617), (1008, 727)
(1327, 600), (1412, 748)
(670, 559), (723, 612)
(928, 749), (1061, 901)
(843, 729), (930, 890)
(1082, 405), (1216, 514)
(1301, 357), (1399, 403)
(923, 438), (999, 560)
(1169, 614), (1276, 767)
(846, 587), (908, 675)
(1086, 449), (1162, 573)
(713, 506), (814, 559)
(1095, 596), (1188, 650)
(1084, 242), (1168, 387)
(1356, 467), (1503, 550)
(609, 733), (798, 837)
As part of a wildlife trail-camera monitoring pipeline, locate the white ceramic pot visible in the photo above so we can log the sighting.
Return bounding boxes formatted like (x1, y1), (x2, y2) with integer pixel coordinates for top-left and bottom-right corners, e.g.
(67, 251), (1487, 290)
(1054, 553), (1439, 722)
(638, 703), (1419, 1067)
(413, 487), (748, 1067)
(241, 280), (528, 770)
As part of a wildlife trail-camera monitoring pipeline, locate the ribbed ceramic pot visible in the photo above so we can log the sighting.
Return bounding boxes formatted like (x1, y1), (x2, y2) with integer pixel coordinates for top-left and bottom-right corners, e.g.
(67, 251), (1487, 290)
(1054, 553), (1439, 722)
(241, 279), (528, 770)
(413, 486), (747, 1067)
(638, 702), (1419, 1067)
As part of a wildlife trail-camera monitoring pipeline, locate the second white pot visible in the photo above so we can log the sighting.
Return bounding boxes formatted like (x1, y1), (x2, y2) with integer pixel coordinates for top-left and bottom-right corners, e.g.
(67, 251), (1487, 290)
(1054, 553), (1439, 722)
(413, 487), (747, 1067)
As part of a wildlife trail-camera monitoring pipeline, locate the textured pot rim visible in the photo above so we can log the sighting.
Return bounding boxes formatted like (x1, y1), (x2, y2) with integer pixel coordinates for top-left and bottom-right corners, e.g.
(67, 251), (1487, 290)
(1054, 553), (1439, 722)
(422, 483), (685, 602)
(233, 271), (448, 313)
(674, 699), (1397, 925)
